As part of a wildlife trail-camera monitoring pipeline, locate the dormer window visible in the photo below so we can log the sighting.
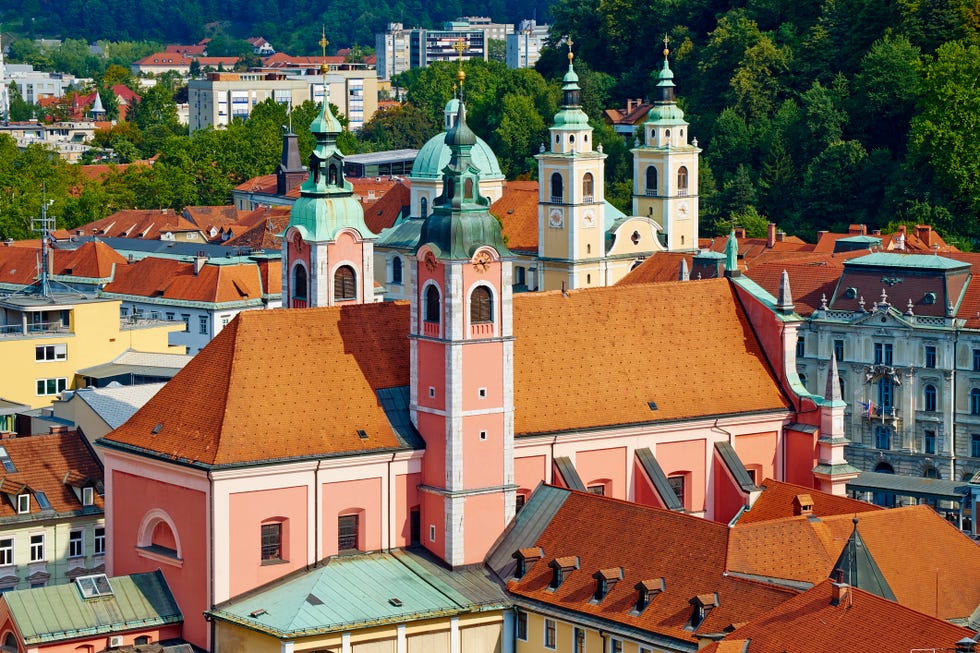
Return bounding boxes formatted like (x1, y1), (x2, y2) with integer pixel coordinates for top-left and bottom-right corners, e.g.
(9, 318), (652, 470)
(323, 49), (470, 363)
(548, 556), (579, 590)
(16, 494), (29, 515)
(592, 567), (623, 602)
(793, 493), (814, 516)
(512, 546), (544, 579)
(687, 593), (719, 630)
(634, 578), (665, 613)
(82, 486), (94, 506)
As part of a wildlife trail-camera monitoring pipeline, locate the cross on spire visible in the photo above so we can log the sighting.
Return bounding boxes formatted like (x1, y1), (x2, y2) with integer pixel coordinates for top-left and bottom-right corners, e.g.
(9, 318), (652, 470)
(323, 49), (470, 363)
(453, 36), (467, 99)
(663, 34), (670, 60)
(567, 36), (574, 62)
(319, 26), (329, 75)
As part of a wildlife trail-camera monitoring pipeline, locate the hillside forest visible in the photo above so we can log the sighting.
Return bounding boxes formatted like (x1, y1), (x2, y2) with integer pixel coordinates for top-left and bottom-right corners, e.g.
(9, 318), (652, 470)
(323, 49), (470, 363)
(0, 0), (978, 247)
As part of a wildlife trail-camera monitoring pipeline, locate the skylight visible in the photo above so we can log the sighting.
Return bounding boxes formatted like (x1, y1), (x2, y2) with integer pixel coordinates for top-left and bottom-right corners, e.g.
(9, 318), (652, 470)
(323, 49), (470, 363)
(76, 573), (113, 599)
(34, 490), (52, 510)
(0, 447), (16, 473)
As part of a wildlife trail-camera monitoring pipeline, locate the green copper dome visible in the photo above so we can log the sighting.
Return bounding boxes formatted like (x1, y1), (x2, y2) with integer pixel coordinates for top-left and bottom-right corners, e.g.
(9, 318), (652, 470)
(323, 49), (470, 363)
(411, 99), (503, 180)
(288, 193), (369, 242)
(552, 53), (590, 128)
(645, 103), (686, 123)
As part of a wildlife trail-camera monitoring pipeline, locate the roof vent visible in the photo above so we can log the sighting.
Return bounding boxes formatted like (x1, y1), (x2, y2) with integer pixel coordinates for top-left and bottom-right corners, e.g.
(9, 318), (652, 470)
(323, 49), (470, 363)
(389, 597), (403, 606)
(844, 287), (857, 299)
(152, 423), (163, 435)
(357, 429), (368, 439)
(306, 593), (323, 606)
(792, 493), (814, 516)
(924, 292), (937, 305)
(249, 608), (268, 618)
(648, 401), (658, 411)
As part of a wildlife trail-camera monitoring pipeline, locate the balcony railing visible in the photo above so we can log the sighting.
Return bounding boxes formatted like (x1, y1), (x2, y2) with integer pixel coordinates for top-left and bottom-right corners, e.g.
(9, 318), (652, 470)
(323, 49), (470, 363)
(423, 321), (440, 337)
(550, 195), (564, 204)
(645, 189), (658, 197)
(582, 195), (594, 204)
(470, 322), (494, 338)
(0, 322), (70, 338)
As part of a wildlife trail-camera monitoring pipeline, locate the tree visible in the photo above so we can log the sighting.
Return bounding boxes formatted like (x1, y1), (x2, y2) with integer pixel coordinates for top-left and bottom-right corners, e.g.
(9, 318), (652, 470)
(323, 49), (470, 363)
(361, 104), (435, 150)
(909, 41), (980, 219)
(801, 139), (868, 232)
(8, 82), (36, 122)
(488, 39), (506, 63)
(729, 35), (792, 122)
(491, 93), (548, 178)
(850, 34), (923, 153)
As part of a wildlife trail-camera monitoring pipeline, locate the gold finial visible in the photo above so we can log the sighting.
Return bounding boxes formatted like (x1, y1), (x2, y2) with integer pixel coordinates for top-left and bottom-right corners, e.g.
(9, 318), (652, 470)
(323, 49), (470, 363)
(567, 36), (574, 62)
(319, 26), (329, 75)
(453, 37), (466, 93)
(663, 34), (670, 58)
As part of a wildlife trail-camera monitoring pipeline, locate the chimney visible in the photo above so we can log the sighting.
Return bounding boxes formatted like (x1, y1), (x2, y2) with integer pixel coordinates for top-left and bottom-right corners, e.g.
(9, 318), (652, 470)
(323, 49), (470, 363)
(776, 230), (786, 242)
(734, 227), (746, 239)
(627, 99), (634, 114)
(512, 546), (544, 579)
(792, 493), (814, 515)
(194, 252), (207, 275)
(830, 572), (850, 606)
(591, 567), (623, 602)
(871, 229), (881, 236)
(955, 638), (977, 653)
(634, 578), (665, 613)
(548, 556), (579, 590)
(767, 222), (776, 248)
(817, 230), (829, 239)
(848, 224), (866, 235)
(916, 224), (932, 243)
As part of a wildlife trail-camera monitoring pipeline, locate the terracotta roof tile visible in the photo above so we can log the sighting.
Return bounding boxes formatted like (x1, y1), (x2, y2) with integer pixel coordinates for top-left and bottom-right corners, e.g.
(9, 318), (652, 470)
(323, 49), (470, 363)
(234, 173), (278, 194)
(701, 580), (974, 653)
(736, 478), (881, 525)
(0, 433), (103, 518)
(616, 253), (693, 284)
(54, 241), (127, 279)
(71, 209), (199, 240)
(728, 505), (980, 620)
(104, 280), (790, 465)
(509, 491), (797, 643)
(103, 257), (269, 303)
(223, 206), (292, 250)
(182, 206), (244, 229)
(491, 181), (539, 252)
(360, 181), (410, 235)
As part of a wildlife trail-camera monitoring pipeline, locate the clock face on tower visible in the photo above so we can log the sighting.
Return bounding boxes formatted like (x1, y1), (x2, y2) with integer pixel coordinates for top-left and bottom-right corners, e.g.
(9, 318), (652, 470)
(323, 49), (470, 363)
(676, 201), (690, 219)
(549, 208), (564, 228)
(582, 211), (596, 228)
(472, 251), (492, 272)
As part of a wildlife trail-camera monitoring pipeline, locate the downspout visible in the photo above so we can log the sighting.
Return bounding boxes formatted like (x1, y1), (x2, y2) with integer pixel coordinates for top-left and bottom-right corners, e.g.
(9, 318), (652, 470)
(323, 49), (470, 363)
(207, 469), (215, 650)
(387, 452), (396, 550)
(315, 459), (324, 561)
(951, 323), (959, 481)
(549, 435), (558, 484)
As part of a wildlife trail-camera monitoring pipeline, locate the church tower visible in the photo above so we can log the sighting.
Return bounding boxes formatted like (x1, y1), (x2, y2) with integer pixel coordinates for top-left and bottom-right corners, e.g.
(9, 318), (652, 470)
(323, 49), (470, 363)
(632, 38), (701, 252)
(410, 96), (516, 567)
(536, 43), (607, 291)
(281, 31), (376, 307)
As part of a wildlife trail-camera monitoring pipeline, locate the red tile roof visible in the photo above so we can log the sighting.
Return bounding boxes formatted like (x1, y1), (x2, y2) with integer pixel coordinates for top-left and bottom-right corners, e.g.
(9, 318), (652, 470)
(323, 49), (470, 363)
(71, 210), (201, 240)
(104, 279), (790, 466)
(490, 181), (539, 252)
(727, 505), (980, 620)
(616, 253), (694, 285)
(103, 257), (270, 303)
(53, 241), (127, 279)
(0, 432), (103, 518)
(182, 206), (244, 229)
(223, 206), (292, 249)
(508, 490), (798, 643)
(701, 579), (974, 653)
(0, 246), (41, 286)
(362, 181), (409, 235)
(736, 478), (881, 525)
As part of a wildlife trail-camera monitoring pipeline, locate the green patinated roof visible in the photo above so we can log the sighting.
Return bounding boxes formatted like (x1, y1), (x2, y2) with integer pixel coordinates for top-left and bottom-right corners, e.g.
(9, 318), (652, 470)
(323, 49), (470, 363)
(412, 99), (503, 180)
(845, 252), (968, 271)
(552, 57), (590, 129)
(208, 550), (507, 637)
(5, 571), (181, 644)
(377, 217), (425, 250)
(837, 235), (882, 244)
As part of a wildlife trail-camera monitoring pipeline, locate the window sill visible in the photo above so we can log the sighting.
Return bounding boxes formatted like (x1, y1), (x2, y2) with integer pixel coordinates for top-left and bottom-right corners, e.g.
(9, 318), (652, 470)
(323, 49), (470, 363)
(260, 558), (289, 566)
(137, 545), (182, 568)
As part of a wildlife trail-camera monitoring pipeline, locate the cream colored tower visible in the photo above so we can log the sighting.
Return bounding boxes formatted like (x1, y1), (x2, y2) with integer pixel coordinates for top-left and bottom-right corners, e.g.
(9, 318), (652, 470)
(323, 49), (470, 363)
(632, 40), (701, 252)
(536, 46), (607, 290)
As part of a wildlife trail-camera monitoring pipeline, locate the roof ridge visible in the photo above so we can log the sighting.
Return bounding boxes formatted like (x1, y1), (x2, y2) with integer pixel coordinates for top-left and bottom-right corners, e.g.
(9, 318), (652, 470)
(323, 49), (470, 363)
(211, 316), (243, 463)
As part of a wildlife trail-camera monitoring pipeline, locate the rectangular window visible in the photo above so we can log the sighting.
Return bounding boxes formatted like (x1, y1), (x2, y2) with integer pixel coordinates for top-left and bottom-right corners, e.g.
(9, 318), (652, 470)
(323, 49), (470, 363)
(120, 306), (129, 317)
(82, 486), (94, 506)
(16, 494), (29, 514)
(199, 315), (208, 335)
(165, 312), (175, 321)
(833, 339), (844, 362)
(338, 514), (359, 551)
(94, 527), (105, 555)
(69, 530), (84, 558)
(515, 493), (526, 513)
(924, 430), (936, 455)
(974, 349), (980, 371)
(574, 627), (585, 653)
(0, 538), (12, 566)
(972, 434), (980, 458)
(925, 345), (937, 368)
(181, 314), (190, 332)
(221, 315), (230, 327)
(29, 534), (44, 562)
(878, 377), (894, 410)
(586, 484), (605, 496)
(611, 639), (623, 653)
(34, 344), (67, 361)
(35, 378), (67, 396)
(544, 618), (556, 650)
(668, 475), (686, 508)
(260, 523), (282, 561)
(796, 335), (805, 357)
(875, 426), (892, 450)
(516, 610), (528, 641)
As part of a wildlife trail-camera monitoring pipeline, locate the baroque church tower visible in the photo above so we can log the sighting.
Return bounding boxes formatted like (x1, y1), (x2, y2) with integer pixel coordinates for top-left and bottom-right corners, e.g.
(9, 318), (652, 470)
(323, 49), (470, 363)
(410, 92), (516, 567)
(536, 43), (607, 291)
(281, 32), (376, 307)
(632, 38), (701, 252)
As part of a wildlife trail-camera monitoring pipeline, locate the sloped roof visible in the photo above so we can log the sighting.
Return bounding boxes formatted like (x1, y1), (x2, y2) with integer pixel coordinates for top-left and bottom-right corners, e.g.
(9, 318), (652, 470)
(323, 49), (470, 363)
(727, 505), (980, 620)
(208, 549), (506, 636)
(0, 246), (40, 287)
(67, 382), (167, 429)
(503, 489), (797, 644)
(616, 253), (694, 285)
(224, 206), (292, 250)
(102, 257), (268, 304)
(4, 570), (181, 644)
(182, 206), (243, 229)
(71, 209), (199, 240)
(490, 181), (539, 253)
(700, 580), (974, 653)
(0, 432), (103, 518)
(736, 478), (881, 525)
(361, 180), (410, 235)
(54, 241), (126, 280)
(101, 279), (790, 466)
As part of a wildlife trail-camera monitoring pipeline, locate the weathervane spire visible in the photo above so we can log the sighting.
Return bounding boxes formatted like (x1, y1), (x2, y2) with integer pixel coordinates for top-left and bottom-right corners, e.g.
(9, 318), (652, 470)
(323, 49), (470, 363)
(453, 36), (466, 100)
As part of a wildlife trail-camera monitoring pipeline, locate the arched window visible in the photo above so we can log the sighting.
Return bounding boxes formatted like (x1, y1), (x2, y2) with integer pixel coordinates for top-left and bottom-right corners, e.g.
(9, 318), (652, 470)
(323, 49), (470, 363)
(137, 509), (182, 562)
(874, 461), (894, 473)
(425, 285), (440, 323)
(470, 286), (493, 324)
(582, 172), (594, 201)
(550, 172), (563, 203)
(924, 384), (937, 412)
(923, 466), (940, 479)
(334, 265), (356, 300)
(134, 637), (151, 646)
(970, 388), (980, 415)
(464, 178), (474, 199)
(645, 166), (658, 195)
(328, 164), (338, 185)
(420, 197), (428, 218)
(677, 166), (689, 193)
(292, 265), (308, 301)
(391, 256), (403, 285)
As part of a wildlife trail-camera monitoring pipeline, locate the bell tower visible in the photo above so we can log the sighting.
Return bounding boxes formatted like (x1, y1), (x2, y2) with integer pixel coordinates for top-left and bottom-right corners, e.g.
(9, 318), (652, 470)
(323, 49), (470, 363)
(410, 93), (516, 567)
(536, 40), (607, 291)
(281, 29), (376, 307)
(632, 37), (701, 252)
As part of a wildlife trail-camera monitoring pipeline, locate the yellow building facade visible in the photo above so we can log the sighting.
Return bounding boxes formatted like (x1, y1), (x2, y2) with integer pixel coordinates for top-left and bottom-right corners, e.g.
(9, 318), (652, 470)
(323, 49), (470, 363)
(0, 294), (183, 408)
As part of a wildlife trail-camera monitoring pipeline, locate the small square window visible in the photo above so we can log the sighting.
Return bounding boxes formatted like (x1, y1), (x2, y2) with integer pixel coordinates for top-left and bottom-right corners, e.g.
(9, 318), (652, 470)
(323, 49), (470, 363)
(480, 431), (487, 440)
(478, 387), (487, 398)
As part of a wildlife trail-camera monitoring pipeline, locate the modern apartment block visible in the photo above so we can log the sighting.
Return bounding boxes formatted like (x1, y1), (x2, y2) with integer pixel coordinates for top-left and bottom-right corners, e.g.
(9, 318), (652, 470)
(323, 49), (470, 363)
(506, 20), (550, 69)
(376, 18), (504, 80)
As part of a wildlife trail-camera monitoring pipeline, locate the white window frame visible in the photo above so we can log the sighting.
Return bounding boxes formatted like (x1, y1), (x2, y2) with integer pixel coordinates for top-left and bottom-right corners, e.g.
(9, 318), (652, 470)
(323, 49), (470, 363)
(199, 315), (209, 335)
(68, 529), (84, 558)
(94, 527), (105, 556)
(82, 486), (94, 506)
(0, 538), (13, 566)
(16, 494), (29, 514)
(35, 378), (68, 396)
(29, 533), (44, 562)
(544, 618), (557, 650)
(35, 344), (67, 361)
